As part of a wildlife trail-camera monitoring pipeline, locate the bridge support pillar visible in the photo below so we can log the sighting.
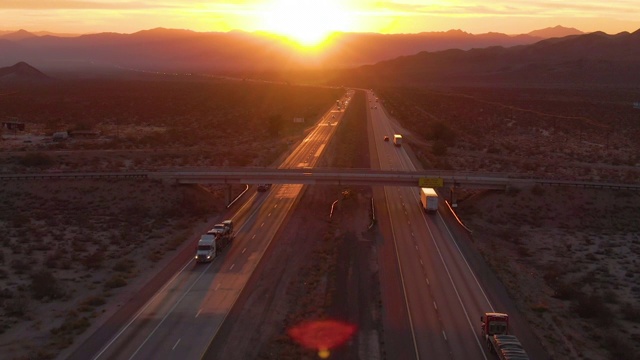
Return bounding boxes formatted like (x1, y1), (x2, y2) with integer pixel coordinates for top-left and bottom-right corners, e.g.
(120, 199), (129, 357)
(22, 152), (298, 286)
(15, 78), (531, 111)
(225, 184), (232, 206)
(449, 186), (457, 208)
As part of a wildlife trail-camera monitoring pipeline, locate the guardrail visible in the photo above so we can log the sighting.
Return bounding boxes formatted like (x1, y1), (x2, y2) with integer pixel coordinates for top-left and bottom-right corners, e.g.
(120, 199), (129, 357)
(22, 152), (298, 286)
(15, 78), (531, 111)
(0, 172), (149, 181)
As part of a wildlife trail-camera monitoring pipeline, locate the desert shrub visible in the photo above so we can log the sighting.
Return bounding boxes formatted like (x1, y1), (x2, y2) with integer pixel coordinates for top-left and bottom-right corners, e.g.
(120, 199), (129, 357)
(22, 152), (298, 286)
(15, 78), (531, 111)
(572, 293), (613, 326)
(603, 333), (636, 360)
(530, 302), (549, 313)
(50, 311), (90, 336)
(30, 269), (64, 300)
(516, 245), (532, 257)
(505, 186), (521, 196)
(19, 152), (55, 168)
(3, 296), (29, 317)
(432, 140), (448, 156)
(80, 295), (105, 308)
(429, 121), (456, 146)
(82, 251), (105, 270)
(551, 280), (580, 301)
(621, 302), (640, 323)
(530, 184), (545, 196)
(104, 275), (127, 289)
(11, 258), (30, 274)
(112, 259), (135, 273)
(10, 213), (30, 228)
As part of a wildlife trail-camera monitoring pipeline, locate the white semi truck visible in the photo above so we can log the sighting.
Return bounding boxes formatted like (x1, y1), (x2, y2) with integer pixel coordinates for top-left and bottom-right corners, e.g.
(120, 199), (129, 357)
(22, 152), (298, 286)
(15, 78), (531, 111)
(393, 134), (402, 146)
(420, 187), (439, 212)
(195, 220), (234, 263)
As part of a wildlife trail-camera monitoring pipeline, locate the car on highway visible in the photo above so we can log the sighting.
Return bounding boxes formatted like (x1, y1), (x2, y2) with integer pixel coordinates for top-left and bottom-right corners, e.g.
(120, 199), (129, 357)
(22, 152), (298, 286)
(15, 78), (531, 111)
(384, 136), (389, 142)
(257, 184), (271, 192)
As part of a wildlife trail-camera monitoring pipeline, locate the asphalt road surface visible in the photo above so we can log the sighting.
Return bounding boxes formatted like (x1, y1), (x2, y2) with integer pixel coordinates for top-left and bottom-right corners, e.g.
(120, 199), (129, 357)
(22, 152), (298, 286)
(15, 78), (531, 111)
(368, 90), (546, 360)
(70, 91), (353, 360)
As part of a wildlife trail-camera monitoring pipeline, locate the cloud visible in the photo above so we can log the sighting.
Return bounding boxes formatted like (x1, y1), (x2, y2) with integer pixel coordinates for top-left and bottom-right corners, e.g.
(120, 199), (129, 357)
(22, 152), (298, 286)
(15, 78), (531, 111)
(370, 0), (640, 18)
(0, 0), (178, 10)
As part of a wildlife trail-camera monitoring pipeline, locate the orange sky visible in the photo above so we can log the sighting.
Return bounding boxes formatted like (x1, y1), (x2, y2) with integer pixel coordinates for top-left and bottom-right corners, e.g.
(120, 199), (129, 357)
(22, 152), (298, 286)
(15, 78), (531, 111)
(1, 0), (639, 44)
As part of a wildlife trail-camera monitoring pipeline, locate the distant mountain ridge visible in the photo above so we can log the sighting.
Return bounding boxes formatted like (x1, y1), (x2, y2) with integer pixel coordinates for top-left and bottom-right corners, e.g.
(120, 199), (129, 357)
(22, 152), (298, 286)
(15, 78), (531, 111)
(342, 29), (640, 86)
(0, 61), (50, 82)
(527, 25), (583, 38)
(0, 26), (598, 72)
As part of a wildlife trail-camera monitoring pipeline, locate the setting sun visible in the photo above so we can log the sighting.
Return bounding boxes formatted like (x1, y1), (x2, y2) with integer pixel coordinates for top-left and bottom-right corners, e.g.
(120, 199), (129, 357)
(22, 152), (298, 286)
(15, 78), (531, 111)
(258, 0), (351, 46)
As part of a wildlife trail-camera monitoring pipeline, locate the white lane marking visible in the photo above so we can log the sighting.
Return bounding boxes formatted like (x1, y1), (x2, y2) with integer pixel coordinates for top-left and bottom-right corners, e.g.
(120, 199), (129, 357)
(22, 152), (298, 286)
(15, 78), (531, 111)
(437, 211), (494, 310)
(268, 212), (271, 217)
(419, 259), (423, 266)
(415, 245), (418, 250)
(417, 203), (488, 359)
(195, 309), (202, 318)
(93, 259), (197, 360)
(261, 222), (264, 227)
(215, 283), (220, 291)
(442, 331), (447, 341)
(426, 277), (430, 285)
(172, 338), (181, 350)
(274, 204), (278, 208)
(383, 186), (420, 360)
(433, 302), (438, 310)
(242, 247), (246, 254)
(229, 264), (235, 270)
(128, 263), (213, 359)
(252, 235), (256, 239)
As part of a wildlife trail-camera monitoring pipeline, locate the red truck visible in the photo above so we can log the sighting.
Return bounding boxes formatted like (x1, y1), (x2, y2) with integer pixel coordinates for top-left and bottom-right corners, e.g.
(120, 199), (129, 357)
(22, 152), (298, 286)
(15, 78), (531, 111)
(481, 312), (529, 360)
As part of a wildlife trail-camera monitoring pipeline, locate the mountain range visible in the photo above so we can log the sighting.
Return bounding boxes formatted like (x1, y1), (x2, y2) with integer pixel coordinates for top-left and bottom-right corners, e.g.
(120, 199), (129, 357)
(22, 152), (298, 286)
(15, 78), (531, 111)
(0, 26), (584, 72)
(341, 30), (640, 86)
(1, 26), (638, 86)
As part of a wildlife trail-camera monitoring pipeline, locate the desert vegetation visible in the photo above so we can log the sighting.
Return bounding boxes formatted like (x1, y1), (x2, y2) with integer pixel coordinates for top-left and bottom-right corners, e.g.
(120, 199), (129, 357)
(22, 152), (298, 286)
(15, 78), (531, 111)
(0, 76), (342, 170)
(378, 85), (640, 359)
(0, 76), (343, 359)
(380, 86), (640, 182)
(0, 179), (221, 359)
(456, 186), (640, 359)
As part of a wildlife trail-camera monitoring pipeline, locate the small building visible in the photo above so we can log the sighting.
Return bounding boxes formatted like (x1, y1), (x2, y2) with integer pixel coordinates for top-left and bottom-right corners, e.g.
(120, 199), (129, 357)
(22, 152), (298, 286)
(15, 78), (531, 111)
(52, 131), (69, 141)
(2, 121), (25, 131)
(69, 130), (101, 138)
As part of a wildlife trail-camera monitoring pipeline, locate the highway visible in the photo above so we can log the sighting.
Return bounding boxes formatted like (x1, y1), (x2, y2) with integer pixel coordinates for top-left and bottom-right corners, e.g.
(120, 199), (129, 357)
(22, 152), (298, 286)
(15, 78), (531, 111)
(79, 91), (353, 360)
(368, 92), (495, 359)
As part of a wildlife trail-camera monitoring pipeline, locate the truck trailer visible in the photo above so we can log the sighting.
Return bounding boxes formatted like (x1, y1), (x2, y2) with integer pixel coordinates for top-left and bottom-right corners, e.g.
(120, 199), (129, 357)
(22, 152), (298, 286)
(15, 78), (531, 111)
(195, 219), (234, 263)
(393, 134), (402, 146)
(420, 187), (439, 212)
(481, 312), (529, 360)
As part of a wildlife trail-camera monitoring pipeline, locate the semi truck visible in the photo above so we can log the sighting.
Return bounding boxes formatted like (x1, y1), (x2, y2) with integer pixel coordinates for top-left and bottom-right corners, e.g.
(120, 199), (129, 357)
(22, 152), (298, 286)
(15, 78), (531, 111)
(195, 220), (234, 263)
(420, 187), (439, 212)
(481, 312), (529, 360)
(393, 134), (402, 146)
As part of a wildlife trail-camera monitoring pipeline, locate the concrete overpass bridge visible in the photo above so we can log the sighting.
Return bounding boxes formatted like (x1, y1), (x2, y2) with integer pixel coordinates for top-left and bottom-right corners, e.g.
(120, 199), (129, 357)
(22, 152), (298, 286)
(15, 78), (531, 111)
(3, 167), (639, 192)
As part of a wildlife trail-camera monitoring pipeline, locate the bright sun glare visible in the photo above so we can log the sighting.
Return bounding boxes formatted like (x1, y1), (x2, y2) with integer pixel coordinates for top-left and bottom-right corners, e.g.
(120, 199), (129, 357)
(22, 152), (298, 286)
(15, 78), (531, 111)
(259, 0), (350, 47)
